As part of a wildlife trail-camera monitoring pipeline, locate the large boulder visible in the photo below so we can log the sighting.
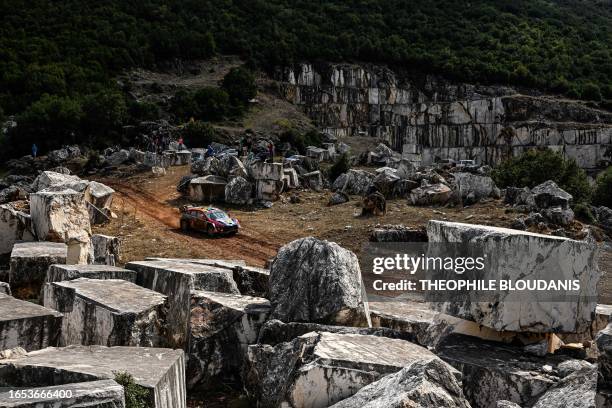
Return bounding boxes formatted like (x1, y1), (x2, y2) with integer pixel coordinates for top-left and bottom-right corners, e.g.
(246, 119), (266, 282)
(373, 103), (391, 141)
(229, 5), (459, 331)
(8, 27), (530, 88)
(596, 323), (612, 386)
(427, 221), (599, 333)
(89, 234), (120, 266)
(452, 172), (500, 204)
(531, 366), (598, 408)
(330, 358), (471, 408)
(106, 149), (130, 166)
(191, 156), (221, 175)
(333, 169), (375, 196)
(269, 237), (369, 326)
(225, 176), (252, 205)
(368, 143), (398, 165)
(31, 171), (88, 193)
(10, 241), (67, 301)
(246, 331), (450, 408)
(531, 180), (573, 209)
(410, 183), (452, 206)
(372, 168), (400, 198)
(302, 170), (323, 191)
(30, 190), (92, 264)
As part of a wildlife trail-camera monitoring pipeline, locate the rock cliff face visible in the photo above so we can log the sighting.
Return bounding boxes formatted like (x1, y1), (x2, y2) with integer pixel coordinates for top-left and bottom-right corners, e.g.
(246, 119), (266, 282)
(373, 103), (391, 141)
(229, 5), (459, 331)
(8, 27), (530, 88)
(276, 63), (612, 170)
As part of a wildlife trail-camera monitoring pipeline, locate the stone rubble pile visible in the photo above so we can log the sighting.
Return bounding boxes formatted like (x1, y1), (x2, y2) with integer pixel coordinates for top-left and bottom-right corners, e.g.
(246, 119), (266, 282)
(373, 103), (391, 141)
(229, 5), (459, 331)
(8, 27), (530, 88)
(0, 218), (608, 407)
(506, 180), (576, 228)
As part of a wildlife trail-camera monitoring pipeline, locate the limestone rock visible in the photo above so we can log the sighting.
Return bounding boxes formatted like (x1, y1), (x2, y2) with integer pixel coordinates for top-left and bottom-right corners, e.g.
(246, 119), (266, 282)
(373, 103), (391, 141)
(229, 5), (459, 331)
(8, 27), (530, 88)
(9, 241), (67, 300)
(44, 278), (167, 347)
(249, 162), (283, 181)
(410, 183), (452, 205)
(85, 181), (114, 224)
(174, 150), (192, 166)
(596, 323), (612, 385)
(255, 179), (282, 201)
(129, 147), (146, 163)
(224, 176), (252, 205)
(302, 170), (323, 191)
(30, 190), (92, 264)
(369, 225), (427, 242)
(0, 293), (62, 351)
(188, 175), (227, 202)
(438, 334), (578, 408)
(90, 234), (120, 265)
(106, 149), (130, 166)
(246, 331), (452, 408)
(0, 204), (35, 255)
(0, 282), (10, 295)
(187, 291), (271, 389)
(126, 260), (239, 348)
(0, 345), (186, 408)
(496, 401), (521, 408)
(328, 191), (349, 206)
(330, 358), (470, 408)
(532, 366), (597, 408)
(191, 156), (220, 176)
(427, 221), (599, 333)
(0, 379), (126, 408)
(46, 264), (136, 284)
(372, 169), (400, 198)
(31, 171), (87, 193)
(333, 169), (375, 195)
(269, 237), (369, 325)
(531, 180), (573, 209)
(452, 172), (500, 204)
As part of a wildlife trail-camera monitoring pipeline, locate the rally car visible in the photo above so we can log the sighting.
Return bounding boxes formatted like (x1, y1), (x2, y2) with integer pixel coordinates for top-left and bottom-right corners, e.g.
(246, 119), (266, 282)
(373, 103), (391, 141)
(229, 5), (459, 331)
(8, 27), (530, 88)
(179, 206), (240, 236)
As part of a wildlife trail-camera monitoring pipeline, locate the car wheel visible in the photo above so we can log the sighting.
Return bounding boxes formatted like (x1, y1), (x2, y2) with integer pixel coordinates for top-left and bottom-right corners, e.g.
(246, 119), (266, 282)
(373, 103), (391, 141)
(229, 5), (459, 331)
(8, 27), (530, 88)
(180, 220), (189, 231)
(206, 224), (215, 237)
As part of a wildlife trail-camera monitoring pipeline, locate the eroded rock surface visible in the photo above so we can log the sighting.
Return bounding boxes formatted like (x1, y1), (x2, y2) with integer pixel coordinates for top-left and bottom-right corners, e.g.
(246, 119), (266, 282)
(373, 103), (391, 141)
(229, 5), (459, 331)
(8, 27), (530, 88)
(269, 237), (369, 325)
(10, 241), (67, 300)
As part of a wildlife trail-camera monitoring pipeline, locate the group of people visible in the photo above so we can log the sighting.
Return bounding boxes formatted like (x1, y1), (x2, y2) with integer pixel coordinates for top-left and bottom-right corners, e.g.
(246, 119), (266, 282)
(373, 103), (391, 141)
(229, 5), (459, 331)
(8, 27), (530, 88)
(239, 135), (275, 162)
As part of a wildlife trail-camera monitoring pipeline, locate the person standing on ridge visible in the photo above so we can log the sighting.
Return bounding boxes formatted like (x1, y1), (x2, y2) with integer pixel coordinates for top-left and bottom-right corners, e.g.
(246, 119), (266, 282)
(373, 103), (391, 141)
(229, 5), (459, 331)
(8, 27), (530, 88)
(32, 143), (38, 159)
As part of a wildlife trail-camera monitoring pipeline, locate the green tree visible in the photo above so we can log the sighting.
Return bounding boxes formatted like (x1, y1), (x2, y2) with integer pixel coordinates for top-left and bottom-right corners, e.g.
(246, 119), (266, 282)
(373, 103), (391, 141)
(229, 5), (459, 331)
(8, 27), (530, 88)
(593, 166), (612, 207)
(221, 67), (257, 107)
(492, 149), (592, 203)
(581, 82), (602, 102)
(193, 87), (230, 121)
(183, 120), (217, 147)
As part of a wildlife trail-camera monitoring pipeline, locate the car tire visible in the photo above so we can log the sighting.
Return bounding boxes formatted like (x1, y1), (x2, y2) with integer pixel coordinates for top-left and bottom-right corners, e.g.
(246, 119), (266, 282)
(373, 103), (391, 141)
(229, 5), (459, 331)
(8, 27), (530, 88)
(206, 224), (215, 237)
(180, 220), (189, 232)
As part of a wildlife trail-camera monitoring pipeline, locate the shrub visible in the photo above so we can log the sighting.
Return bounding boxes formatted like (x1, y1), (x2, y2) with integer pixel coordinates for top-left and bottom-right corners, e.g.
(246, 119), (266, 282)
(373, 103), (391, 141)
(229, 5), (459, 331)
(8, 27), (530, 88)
(582, 82), (602, 102)
(492, 149), (592, 203)
(328, 153), (350, 182)
(279, 129), (323, 155)
(593, 166), (612, 208)
(193, 87), (230, 121)
(182, 120), (216, 147)
(114, 372), (150, 408)
(222, 67), (257, 107)
(573, 202), (596, 224)
(128, 100), (160, 121)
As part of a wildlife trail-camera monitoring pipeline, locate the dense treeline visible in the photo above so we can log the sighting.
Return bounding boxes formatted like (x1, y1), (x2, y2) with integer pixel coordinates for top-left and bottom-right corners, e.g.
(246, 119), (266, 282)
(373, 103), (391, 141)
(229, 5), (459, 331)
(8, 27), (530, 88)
(1, 0), (611, 157)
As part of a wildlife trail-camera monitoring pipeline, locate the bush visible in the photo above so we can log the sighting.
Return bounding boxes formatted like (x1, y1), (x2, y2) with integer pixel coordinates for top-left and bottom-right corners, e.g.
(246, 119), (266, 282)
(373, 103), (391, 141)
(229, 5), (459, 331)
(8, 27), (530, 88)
(582, 82), (602, 102)
(279, 129), (323, 155)
(183, 120), (217, 147)
(128, 100), (160, 121)
(593, 166), (612, 208)
(193, 87), (230, 121)
(492, 149), (592, 203)
(328, 153), (350, 182)
(573, 202), (596, 224)
(114, 372), (150, 408)
(221, 67), (257, 107)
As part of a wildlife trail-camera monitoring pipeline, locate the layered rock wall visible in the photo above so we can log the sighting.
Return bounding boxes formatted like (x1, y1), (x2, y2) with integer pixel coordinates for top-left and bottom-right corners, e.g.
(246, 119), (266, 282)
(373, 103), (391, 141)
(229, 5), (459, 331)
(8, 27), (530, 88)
(277, 63), (612, 170)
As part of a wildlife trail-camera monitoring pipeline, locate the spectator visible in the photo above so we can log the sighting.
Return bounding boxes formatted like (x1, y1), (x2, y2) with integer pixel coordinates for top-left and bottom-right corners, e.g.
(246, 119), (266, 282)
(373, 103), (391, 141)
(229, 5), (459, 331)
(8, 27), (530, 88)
(32, 144), (38, 159)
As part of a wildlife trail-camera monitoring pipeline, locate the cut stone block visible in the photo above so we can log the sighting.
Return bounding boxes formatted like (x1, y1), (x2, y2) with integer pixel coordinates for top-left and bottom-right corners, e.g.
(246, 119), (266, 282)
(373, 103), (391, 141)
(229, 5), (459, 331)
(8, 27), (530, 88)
(89, 234), (120, 265)
(427, 220), (600, 333)
(0, 282), (11, 295)
(85, 181), (114, 225)
(9, 241), (67, 300)
(437, 334), (576, 408)
(303, 170), (323, 191)
(249, 162), (283, 181)
(188, 175), (227, 202)
(30, 190), (92, 264)
(174, 150), (192, 166)
(0, 345), (186, 408)
(46, 264), (136, 284)
(0, 379), (125, 407)
(187, 291), (271, 389)
(596, 323), (612, 386)
(0, 293), (62, 351)
(144, 257), (269, 297)
(283, 167), (300, 189)
(126, 260), (239, 348)
(31, 171), (87, 193)
(0, 204), (35, 256)
(246, 331), (453, 408)
(43, 278), (167, 347)
(255, 179), (282, 201)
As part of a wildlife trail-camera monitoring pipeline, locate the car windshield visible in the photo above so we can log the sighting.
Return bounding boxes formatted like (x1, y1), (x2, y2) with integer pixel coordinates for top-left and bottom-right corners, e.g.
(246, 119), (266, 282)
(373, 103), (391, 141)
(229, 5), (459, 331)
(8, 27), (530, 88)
(208, 211), (227, 220)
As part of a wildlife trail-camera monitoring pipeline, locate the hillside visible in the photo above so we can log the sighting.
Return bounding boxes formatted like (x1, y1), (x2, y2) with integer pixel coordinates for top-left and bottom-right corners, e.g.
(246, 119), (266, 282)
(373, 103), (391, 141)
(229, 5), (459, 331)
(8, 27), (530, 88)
(1, 0), (611, 159)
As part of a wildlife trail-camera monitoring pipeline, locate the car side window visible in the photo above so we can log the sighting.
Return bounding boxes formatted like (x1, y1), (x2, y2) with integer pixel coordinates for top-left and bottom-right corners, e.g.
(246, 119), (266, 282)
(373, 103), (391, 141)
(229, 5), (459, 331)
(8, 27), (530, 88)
(198, 212), (207, 220)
